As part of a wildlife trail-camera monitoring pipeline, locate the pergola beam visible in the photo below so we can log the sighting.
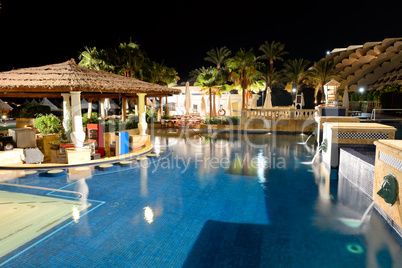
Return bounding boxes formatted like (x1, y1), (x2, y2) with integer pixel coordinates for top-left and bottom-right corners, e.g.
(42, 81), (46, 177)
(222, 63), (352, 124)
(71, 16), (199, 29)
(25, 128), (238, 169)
(0, 92), (174, 99)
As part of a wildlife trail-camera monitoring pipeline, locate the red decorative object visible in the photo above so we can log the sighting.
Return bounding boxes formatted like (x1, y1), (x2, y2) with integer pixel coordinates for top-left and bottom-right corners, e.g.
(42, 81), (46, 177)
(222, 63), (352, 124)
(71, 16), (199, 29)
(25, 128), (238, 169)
(86, 124), (105, 156)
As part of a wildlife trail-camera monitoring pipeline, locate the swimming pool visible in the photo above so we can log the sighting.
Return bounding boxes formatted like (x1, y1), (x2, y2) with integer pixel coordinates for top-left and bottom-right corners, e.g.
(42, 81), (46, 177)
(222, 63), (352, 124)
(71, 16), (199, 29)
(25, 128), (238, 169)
(1, 134), (402, 267)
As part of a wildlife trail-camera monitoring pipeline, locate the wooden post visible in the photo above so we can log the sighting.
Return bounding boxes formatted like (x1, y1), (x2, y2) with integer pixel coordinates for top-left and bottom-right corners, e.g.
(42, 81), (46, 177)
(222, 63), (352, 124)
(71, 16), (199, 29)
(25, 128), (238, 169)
(122, 98), (127, 121)
(157, 97), (161, 121)
(165, 96), (169, 116)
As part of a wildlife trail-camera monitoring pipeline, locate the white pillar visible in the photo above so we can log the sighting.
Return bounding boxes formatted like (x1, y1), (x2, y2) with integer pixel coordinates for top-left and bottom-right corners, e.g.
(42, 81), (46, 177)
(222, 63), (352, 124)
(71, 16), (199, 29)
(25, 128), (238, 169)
(99, 98), (105, 119)
(87, 99), (92, 120)
(70, 91), (86, 148)
(61, 93), (71, 136)
(137, 93), (147, 135)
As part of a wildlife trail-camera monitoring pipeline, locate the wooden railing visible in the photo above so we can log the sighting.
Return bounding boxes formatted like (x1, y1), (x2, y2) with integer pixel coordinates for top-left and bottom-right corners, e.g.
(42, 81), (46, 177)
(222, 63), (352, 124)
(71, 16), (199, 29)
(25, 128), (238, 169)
(242, 108), (317, 120)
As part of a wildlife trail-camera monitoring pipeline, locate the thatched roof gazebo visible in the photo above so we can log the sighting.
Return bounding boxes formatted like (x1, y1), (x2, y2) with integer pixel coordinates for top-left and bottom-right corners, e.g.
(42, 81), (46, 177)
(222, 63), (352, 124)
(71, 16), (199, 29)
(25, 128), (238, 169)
(0, 59), (181, 98)
(0, 59), (180, 147)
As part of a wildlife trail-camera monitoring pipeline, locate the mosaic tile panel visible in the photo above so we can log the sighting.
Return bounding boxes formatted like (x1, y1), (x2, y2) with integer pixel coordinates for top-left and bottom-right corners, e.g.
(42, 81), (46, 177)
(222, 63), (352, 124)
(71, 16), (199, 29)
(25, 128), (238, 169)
(379, 151), (402, 172)
(337, 132), (389, 140)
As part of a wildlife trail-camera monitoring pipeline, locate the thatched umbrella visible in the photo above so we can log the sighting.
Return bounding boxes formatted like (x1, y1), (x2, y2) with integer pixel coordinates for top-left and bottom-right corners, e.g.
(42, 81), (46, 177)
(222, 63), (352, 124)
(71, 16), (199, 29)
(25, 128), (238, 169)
(0, 99), (12, 120)
(81, 98), (98, 110)
(39, 97), (59, 111)
(0, 99), (12, 111)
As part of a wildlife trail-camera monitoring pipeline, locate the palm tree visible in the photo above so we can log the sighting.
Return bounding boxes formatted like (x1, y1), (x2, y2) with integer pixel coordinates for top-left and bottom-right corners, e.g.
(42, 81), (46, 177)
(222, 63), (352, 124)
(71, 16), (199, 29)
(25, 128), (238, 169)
(78, 46), (111, 71)
(226, 49), (259, 109)
(283, 58), (311, 93)
(204, 46), (232, 70)
(259, 65), (284, 103)
(147, 61), (179, 86)
(308, 59), (340, 103)
(259, 41), (288, 89)
(195, 68), (225, 117)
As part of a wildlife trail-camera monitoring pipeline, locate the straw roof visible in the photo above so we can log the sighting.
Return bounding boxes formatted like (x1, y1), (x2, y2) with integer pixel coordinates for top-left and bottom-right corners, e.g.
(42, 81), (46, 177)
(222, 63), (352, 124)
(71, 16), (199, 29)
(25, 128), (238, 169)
(0, 59), (181, 97)
(39, 97), (59, 112)
(0, 99), (13, 111)
(81, 98), (98, 110)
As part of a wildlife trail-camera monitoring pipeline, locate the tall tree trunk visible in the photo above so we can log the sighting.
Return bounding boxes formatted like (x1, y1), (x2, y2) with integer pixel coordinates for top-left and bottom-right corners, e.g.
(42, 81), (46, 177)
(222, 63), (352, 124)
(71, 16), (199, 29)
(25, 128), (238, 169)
(213, 92), (217, 117)
(269, 59), (274, 90)
(241, 69), (248, 109)
(209, 88), (212, 117)
(124, 68), (131, 77)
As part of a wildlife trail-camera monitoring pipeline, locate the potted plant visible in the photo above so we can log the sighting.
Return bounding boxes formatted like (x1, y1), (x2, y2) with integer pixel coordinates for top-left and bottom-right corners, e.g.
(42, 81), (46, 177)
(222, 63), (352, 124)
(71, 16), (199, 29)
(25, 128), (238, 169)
(34, 114), (62, 134)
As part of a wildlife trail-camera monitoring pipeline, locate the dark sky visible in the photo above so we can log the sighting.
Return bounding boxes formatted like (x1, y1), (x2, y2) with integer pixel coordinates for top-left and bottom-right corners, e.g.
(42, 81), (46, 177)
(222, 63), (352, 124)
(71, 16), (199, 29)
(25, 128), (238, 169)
(1, 0), (401, 82)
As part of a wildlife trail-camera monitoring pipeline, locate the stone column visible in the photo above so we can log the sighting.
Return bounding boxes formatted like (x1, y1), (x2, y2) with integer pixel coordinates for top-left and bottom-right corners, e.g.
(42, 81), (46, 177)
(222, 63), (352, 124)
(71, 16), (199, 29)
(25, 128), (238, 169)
(61, 93), (71, 136)
(70, 91), (86, 148)
(87, 99), (93, 120)
(137, 93), (147, 135)
(99, 98), (105, 119)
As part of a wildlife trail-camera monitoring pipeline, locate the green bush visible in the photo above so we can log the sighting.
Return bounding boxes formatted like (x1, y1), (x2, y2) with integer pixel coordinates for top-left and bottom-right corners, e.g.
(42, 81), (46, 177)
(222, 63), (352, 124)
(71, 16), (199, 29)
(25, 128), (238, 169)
(203, 116), (241, 125)
(125, 115), (139, 130)
(146, 108), (157, 123)
(82, 112), (99, 127)
(10, 105), (51, 118)
(349, 92), (358, 101)
(34, 114), (62, 134)
(382, 83), (402, 93)
(380, 92), (402, 109)
(162, 114), (172, 119)
(101, 117), (138, 133)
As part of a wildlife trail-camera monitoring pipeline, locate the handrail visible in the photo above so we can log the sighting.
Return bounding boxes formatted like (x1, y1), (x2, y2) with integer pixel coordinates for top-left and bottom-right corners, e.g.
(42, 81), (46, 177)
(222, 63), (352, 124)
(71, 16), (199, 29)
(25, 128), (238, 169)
(370, 109), (402, 120)
(242, 108), (317, 120)
(0, 183), (83, 198)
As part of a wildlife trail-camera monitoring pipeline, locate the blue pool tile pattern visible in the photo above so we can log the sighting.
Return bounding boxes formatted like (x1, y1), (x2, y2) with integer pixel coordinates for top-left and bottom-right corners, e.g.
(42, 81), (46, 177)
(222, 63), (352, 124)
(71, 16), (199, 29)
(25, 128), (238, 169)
(0, 134), (402, 267)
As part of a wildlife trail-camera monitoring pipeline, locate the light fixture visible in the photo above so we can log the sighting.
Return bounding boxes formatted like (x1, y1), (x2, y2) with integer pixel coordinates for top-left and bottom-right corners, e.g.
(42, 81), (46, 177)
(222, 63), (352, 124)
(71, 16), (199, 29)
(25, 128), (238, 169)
(292, 88), (297, 93)
(359, 87), (364, 93)
(326, 51), (331, 55)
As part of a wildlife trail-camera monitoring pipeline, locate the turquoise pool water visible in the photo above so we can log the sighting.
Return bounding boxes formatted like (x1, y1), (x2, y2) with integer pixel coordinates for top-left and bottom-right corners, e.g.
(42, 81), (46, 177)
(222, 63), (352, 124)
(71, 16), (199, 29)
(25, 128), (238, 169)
(0, 134), (402, 267)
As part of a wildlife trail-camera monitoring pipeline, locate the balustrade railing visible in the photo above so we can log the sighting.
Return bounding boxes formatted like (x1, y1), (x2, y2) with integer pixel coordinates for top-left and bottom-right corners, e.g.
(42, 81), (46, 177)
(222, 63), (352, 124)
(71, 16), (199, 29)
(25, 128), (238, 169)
(242, 108), (317, 120)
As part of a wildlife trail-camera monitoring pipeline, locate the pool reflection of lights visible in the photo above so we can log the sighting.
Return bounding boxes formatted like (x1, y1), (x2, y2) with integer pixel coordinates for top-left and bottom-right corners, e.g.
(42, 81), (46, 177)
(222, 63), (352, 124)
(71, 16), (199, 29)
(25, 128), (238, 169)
(144, 206), (154, 224)
(72, 206), (80, 223)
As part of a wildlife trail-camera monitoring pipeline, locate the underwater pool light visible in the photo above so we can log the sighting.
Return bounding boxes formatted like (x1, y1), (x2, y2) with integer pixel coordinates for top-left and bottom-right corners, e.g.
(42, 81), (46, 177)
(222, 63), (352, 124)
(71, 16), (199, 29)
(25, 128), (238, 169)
(346, 243), (364, 254)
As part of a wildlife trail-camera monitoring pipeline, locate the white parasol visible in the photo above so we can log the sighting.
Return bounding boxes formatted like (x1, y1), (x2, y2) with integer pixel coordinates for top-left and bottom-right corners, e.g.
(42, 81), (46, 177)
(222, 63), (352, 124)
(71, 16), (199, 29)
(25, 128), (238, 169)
(263, 87), (273, 109)
(343, 86), (349, 108)
(226, 93), (233, 116)
(201, 95), (206, 117)
(185, 82), (192, 115)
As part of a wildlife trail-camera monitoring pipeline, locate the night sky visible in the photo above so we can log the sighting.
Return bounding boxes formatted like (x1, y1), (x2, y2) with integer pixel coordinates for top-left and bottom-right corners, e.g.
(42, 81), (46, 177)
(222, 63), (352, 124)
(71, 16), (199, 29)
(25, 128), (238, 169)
(1, 0), (401, 82)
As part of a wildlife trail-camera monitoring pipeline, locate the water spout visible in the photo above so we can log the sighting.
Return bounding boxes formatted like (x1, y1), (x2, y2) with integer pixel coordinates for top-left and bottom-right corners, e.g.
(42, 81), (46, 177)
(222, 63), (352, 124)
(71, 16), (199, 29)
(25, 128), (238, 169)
(298, 133), (314, 145)
(338, 197), (379, 228)
(301, 148), (322, 165)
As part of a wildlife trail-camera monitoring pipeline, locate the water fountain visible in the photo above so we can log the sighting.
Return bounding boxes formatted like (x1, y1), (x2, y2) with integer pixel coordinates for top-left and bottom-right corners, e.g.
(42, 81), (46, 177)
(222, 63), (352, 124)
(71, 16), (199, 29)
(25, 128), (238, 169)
(339, 173), (398, 228)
